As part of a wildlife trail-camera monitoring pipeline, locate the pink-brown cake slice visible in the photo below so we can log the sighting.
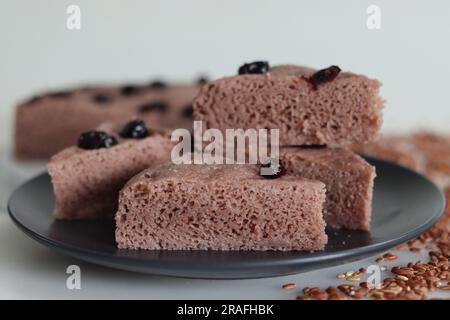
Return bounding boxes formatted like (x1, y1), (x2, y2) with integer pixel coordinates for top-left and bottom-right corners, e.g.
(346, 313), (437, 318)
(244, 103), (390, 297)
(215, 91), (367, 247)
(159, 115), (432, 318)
(15, 82), (199, 159)
(48, 121), (175, 219)
(349, 138), (421, 173)
(351, 132), (450, 188)
(115, 162), (327, 251)
(193, 64), (383, 146)
(280, 147), (376, 230)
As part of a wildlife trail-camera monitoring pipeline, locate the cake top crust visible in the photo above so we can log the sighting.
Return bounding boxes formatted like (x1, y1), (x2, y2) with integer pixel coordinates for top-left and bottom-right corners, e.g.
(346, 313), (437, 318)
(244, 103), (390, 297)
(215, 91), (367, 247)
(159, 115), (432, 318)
(126, 161), (325, 189)
(49, 120), (172, 162)
(200, 64), (381, 89)
(280, 147), (373, 171)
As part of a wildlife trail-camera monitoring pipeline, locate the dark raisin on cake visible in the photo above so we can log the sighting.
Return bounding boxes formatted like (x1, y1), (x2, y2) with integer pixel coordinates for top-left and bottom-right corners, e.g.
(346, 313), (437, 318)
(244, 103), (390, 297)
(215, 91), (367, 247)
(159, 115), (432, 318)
(92, 93), (113, 104)
(180, 104), (193, 118)
(77, 131), (118, 150)
(238, 61), (270, 75)
(307, 65), (341, 89)
(197, 76), (209, 85)
(260, 158), (285, 179)
(119, 120), (149, 139)
(138, 101), (168, 113)
(120, 85), (142, 96)
(148, 80), (167, 89)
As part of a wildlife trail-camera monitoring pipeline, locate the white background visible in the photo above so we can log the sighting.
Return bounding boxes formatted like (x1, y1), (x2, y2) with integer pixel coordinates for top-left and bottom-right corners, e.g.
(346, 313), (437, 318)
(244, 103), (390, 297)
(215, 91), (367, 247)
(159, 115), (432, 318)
(1, 0), (450, 148)
(0, 0), (449, 299)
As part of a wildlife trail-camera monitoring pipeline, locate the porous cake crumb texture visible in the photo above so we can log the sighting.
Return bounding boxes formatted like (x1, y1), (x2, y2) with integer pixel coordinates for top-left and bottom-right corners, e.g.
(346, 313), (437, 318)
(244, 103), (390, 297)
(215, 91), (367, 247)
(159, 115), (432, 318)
(116, 163), (328, 251)
(49, 134), (173, 219)
(194, 65), (383, 146)
(281, 147), (375, 230)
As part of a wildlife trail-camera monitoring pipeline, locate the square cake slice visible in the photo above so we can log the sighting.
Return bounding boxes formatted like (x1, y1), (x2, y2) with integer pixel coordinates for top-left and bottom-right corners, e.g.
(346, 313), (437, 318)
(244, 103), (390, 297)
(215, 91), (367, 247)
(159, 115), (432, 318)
(280, 147), (376, 230)
(193, 64), (383, 146)
(115, 163), (327, 251)
(48, 120), (174, 219)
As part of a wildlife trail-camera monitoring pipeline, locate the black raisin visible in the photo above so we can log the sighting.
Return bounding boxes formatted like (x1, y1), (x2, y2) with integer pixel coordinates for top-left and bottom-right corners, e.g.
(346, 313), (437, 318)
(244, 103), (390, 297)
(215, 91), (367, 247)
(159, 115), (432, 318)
(308, 65), (341, 89)
(138, 101), (168, 113)
(121, 85), (142, 96)
(77, 131), (118, 150)
(119, 120), (149, 139)
(148, 80), (167, 89)
(180, 104), (193, 118)
(197, 76), (209, 85)
(259, 159), (285, 179)
(92, 93), (113, 104)
(238, 61), (270, 75)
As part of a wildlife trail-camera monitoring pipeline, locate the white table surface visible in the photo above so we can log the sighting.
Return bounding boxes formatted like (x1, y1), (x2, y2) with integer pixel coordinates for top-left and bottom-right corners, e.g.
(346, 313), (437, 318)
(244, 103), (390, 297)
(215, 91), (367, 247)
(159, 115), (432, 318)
(0, 149), (448, 300)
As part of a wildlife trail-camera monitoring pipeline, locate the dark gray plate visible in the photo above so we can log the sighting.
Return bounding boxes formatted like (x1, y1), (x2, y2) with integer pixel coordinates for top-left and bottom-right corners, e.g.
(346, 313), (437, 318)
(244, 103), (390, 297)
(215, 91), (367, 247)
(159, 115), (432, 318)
(7, 157), (445, 279)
